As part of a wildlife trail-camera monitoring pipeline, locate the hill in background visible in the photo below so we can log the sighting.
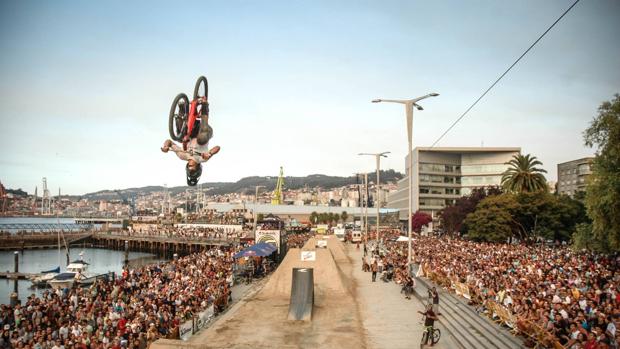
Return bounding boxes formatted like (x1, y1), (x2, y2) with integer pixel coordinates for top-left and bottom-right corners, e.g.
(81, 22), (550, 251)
(79, 169), (403, 200)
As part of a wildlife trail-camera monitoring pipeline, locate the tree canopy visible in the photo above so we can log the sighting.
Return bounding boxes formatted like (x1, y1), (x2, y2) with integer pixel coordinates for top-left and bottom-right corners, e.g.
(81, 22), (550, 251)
(462, 192), (587, 243)
(582, 94), (620, 252)
(411, 211), (433, 233)
(438, 187), (502, 235)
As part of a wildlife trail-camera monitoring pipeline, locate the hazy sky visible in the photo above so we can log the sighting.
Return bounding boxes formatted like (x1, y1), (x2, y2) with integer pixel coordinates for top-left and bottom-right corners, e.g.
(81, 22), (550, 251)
(1, 0), (618, 195)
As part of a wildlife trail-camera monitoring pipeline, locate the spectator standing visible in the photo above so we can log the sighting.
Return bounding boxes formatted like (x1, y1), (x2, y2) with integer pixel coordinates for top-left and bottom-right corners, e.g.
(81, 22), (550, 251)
(371, 261), (378, 282)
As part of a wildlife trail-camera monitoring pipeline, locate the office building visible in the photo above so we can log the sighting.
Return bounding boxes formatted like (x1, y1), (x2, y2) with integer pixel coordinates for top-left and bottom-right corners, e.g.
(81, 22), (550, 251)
(557, 157), (594, 197)
(387, 147), (521, 230)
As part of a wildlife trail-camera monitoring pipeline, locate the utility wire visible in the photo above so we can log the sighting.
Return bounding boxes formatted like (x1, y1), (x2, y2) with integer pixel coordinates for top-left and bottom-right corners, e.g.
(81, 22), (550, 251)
(430, 0), (581, 148)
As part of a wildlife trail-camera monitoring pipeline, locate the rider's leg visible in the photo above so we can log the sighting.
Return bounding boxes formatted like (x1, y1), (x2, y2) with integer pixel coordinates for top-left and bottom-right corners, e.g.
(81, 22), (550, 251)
(197, 120), (212, 145)
(429, 326), (434, 345)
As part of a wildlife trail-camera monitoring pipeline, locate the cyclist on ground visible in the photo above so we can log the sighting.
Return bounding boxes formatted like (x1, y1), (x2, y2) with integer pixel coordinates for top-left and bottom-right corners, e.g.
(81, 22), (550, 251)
(418, 304), (439, 346)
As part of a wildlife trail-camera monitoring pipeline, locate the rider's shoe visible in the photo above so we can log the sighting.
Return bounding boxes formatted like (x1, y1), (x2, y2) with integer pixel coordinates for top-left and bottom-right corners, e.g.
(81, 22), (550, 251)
(161, 140), (173, 153)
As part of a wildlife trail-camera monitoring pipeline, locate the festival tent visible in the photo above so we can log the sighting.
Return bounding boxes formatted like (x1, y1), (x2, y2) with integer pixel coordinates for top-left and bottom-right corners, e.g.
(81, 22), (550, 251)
(234, 242), (277, 258)
(396, 236), (412, 242)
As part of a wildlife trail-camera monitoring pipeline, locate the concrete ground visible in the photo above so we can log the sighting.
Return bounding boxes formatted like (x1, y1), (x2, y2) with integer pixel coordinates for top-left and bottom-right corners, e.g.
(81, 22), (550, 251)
(347, 243), (458, 349)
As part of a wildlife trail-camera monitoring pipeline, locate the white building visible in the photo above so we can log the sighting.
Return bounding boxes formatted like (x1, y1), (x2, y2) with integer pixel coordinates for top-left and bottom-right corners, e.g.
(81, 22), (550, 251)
(387, 147), (521, 227)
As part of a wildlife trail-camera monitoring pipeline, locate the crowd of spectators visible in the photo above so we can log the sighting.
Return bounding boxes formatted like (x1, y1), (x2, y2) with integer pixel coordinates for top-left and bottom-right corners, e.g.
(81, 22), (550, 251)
(286, 232), (314, 249)
(375, 234), (619, 348)
(121, 226), (248, 241)
(0, 247), (237, 349)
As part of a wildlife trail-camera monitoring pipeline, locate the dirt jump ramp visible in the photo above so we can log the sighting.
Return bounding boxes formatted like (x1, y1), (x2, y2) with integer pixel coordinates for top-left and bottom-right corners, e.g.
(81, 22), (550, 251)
(157, 235), (366, 348)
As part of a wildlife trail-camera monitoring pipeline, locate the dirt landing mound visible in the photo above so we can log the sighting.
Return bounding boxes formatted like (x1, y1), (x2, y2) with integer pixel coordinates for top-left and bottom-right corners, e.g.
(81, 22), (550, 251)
(262, 247), (346, 298)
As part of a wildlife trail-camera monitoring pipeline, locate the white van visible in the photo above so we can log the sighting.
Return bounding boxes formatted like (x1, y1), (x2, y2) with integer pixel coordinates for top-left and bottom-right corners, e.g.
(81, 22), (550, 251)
(334, 227), (346, 241)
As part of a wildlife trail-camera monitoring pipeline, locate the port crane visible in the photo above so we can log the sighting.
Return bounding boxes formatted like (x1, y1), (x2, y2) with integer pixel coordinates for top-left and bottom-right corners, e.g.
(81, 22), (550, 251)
(271, 166), (284, 205)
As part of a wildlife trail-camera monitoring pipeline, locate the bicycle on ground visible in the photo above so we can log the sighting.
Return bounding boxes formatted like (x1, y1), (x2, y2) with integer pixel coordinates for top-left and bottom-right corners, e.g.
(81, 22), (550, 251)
(420, 325), (441, 348)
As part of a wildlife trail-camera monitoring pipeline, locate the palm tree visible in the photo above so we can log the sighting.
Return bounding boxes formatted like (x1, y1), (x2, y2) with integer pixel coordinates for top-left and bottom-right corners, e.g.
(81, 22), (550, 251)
(501, 154), (548, 193)
(309, 211), (318, 225)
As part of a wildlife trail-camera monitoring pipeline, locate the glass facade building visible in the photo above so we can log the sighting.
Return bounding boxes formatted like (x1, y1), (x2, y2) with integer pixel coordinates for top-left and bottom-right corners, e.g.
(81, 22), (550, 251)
(387, 147), (521, 231)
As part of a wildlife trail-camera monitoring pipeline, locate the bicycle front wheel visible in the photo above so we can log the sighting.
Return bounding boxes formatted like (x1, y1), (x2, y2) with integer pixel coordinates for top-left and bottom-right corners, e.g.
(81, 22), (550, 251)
(168, 93), (189, 141)
(432, 329), (441, 344)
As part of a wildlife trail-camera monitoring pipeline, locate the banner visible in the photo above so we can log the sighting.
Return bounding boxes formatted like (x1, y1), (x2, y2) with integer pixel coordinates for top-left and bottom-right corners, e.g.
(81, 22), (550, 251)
(255, 229), (281, 252)
(196, 305), (215, 330)
(176, 223), (243, 232)
(301, 251), (316, 261)
(179, 320), (194, 341)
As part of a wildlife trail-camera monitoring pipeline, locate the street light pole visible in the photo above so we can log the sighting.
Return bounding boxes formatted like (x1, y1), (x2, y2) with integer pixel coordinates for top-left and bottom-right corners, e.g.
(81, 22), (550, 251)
(354, 172), (366, 240)
(363, 172), (368, 239)
(253, 185), (265, 234)
(372, 93), (439, 272)
(359, 152), (390, 243)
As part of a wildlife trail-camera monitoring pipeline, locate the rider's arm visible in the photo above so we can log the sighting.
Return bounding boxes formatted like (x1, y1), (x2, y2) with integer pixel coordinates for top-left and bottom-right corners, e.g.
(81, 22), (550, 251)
(169, 143), (191, 161)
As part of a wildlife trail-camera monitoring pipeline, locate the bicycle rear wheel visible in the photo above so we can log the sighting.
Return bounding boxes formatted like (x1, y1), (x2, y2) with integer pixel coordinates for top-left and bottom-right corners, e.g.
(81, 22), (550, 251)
(168, 93), (189, 141)
(432, 329), (441, 344)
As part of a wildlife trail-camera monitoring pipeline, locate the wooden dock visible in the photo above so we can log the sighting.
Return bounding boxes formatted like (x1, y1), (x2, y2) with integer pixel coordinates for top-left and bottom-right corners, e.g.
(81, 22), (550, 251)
(0, 272), (41, 280)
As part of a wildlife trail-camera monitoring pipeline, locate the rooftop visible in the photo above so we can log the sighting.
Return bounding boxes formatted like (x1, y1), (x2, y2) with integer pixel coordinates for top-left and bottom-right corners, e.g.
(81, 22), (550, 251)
(415, 147), (521, 153)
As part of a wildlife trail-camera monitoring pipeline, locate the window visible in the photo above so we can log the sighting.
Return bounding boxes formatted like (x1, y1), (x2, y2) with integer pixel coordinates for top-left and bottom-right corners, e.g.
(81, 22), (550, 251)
(461, 176), (502, 186)
(461, 164), (508, 175)
(420, 163), (458, 173)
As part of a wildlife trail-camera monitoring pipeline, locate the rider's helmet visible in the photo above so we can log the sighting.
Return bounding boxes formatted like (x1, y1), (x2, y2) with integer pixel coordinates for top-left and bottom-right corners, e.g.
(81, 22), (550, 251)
(186, 160), (203, 186)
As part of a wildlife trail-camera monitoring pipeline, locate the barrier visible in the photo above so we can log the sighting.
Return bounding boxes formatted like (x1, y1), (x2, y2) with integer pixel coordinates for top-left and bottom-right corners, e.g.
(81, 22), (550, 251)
(195, 305), (216, 332)
(179, 320), (194, 341)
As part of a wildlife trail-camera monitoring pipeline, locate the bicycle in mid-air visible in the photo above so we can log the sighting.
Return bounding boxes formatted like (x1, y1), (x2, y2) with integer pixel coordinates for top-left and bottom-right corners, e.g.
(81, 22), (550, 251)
(420, 325), (441, 348)
(168, 76), (209, 150)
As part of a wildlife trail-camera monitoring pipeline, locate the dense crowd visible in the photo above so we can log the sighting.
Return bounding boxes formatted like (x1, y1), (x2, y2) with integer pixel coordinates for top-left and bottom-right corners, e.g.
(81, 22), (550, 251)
(286, 232), (315, 249)
(375, 234), (620, 348)
(0, 247), (236, 349)
(124, 226), (247, 240)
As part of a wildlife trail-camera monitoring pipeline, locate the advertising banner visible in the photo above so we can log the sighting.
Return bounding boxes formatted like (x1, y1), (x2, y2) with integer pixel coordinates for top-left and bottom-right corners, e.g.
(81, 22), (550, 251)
(196, 305), (215, 331)
(255, 229), (281, 252)
(301, 251), (316, 261)
(179, 320), (194, 341)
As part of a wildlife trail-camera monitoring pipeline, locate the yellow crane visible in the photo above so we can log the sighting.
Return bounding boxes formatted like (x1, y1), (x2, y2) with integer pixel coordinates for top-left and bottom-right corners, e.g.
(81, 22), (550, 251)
(271, 166), (284, 205)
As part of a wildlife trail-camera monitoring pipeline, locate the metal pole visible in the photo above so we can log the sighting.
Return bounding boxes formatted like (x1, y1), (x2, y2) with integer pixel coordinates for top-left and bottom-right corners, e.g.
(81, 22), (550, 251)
(14, 251), (19, 293)
(124, 240), (129, 267)
(376, 155), (381, 243)
(364, 173), (369, 239)
(407, 103), (413, 272)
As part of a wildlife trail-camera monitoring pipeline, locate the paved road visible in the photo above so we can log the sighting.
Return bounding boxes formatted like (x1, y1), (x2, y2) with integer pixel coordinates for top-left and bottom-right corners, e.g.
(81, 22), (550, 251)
(348, 243), (458, 349)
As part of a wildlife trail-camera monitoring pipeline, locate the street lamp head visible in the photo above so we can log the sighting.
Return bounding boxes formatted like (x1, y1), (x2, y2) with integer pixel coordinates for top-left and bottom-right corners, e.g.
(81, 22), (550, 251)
(414, 104), (424, 111)
(429, 93), (439, 97)
(371, 99), (381, 103)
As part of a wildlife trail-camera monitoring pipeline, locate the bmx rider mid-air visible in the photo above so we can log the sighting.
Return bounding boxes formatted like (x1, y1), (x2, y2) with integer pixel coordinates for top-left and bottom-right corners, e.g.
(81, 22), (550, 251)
(162, 76), (220, 186)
